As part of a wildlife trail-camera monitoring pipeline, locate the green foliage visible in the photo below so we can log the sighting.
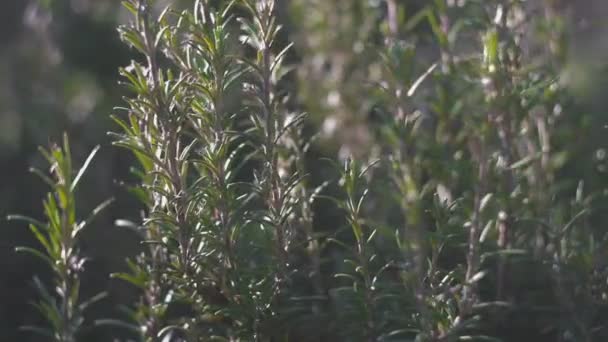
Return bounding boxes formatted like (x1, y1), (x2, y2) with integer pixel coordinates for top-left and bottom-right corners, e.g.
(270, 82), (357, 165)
(9, 0), (608, 341)
(9, 134), (110, 341)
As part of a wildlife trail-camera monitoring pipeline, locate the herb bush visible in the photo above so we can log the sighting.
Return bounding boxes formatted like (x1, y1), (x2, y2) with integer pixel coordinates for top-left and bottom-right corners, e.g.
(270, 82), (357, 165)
(10, 0), (608, 341)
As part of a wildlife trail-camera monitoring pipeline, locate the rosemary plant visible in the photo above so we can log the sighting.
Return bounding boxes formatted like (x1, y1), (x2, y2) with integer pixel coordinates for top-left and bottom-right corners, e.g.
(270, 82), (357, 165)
(8, 0), (608, 341)
(9, 134), (110, 342)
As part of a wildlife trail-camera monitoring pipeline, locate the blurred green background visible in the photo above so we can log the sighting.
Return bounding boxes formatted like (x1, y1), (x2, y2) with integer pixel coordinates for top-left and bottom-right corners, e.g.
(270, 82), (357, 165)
(0, 0), (606, 341)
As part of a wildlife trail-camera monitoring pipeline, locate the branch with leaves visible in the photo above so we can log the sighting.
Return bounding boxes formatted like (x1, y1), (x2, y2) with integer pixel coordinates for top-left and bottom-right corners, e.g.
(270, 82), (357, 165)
(9, 134), (110, 342)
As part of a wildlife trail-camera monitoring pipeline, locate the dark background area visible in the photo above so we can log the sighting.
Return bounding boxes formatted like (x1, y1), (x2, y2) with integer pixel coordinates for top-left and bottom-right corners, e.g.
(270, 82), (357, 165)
(0, 0), (607, 341)
(0, 1), (138, 340)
